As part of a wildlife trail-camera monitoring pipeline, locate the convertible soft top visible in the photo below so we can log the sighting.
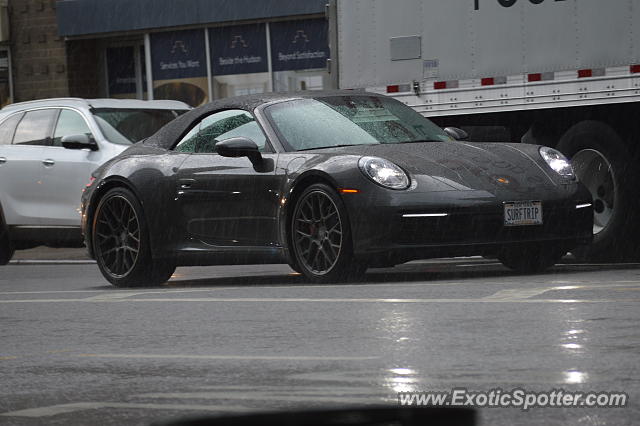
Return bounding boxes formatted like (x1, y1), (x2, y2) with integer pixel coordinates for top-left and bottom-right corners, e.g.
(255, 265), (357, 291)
(143, 90), (369, 150)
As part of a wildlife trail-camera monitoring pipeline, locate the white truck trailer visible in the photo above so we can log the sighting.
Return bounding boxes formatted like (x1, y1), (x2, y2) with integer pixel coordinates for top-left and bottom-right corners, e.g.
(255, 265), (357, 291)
(327, 0), (640, 261)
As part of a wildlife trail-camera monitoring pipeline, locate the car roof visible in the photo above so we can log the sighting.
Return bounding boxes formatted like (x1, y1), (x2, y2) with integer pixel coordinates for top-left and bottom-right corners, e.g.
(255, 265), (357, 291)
(144, 90), (376, 149)
(1, 97), (191, 112)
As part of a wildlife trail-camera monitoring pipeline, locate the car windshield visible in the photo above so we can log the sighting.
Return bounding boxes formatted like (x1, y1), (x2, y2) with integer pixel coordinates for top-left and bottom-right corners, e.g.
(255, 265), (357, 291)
(265, 96), (452, 151)
(92, 108), (187, 145)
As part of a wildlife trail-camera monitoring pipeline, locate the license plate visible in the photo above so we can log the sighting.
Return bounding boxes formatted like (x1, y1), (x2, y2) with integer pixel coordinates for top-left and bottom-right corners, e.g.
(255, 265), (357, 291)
(504, 201), (543, 226)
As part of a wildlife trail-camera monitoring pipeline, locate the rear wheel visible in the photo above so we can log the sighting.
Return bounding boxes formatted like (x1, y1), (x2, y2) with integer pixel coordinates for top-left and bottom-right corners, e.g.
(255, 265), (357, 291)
(0, 215), (14, 266)
(93, 187), (175, 287)
(291, 184), (365, 283)
(498, 244), (565, 274)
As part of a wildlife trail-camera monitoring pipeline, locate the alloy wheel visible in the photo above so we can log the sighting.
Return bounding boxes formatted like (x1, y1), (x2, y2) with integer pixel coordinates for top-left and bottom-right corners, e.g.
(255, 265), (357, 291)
(293, 190), (343, 275)
(95, 195), (141, 277)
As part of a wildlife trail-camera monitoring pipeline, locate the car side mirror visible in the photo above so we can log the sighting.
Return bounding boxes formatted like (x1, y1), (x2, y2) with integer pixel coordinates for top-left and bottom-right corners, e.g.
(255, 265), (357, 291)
(216, 137), (262, 165)
(61, 134), (98, 151)
(444, 127), (469, 141)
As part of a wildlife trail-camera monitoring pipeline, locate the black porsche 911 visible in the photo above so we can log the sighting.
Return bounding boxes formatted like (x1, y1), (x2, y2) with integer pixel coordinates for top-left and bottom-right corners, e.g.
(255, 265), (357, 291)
(81, 91), (593, 287)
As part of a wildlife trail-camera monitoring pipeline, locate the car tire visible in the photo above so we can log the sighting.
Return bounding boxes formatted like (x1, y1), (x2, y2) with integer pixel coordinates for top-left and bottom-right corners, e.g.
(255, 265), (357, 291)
(287, 262), (302, 274)
(556, 121), (640, 262)
(290, 183), (366, 283)
(498, 244), (565, 274)
(0, 215), (14, 266)
(92, 187), (175, 287)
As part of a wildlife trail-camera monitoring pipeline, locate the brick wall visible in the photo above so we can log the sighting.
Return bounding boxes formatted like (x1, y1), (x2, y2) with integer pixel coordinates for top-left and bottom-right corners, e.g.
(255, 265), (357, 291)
(10, 0), (69, 101)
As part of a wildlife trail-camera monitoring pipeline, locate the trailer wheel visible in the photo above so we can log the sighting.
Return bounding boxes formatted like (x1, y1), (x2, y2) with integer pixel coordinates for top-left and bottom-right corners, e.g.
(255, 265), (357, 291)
(556, 121), (640, 262)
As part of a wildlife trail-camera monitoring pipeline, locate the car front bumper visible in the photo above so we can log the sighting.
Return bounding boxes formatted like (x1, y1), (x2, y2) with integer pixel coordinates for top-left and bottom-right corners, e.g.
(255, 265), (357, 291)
(343, 186), (593, 265)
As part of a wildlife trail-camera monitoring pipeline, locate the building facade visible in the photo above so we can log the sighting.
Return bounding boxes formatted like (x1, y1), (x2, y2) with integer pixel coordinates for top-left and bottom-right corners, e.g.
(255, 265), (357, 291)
(5, 0), (328, 106)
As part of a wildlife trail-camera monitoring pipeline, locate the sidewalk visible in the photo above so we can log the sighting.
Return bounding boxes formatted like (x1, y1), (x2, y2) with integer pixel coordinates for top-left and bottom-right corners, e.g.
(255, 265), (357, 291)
(11, 246), (93, 263)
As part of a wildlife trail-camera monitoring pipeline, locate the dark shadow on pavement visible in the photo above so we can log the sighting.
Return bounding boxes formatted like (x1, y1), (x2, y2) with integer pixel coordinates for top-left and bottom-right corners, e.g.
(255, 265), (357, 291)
(158, 260), (640, 289)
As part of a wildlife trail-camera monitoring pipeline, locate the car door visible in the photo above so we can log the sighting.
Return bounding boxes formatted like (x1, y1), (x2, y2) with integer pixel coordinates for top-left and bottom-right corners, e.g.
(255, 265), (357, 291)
(174, 109), (281, 247)
(38, 108), (102, 226)
(0, 109), (57, 225)
(0, 112), (24, 224)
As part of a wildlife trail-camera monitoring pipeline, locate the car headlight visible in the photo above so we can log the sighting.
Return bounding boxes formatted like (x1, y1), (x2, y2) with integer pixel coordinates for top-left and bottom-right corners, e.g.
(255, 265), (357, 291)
(539, 146), (575, 179)
(358, 156), (410, 190)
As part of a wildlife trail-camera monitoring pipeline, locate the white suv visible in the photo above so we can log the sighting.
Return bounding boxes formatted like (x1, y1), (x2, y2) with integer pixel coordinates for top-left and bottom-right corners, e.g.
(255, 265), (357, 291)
(0, 98), (190, 264)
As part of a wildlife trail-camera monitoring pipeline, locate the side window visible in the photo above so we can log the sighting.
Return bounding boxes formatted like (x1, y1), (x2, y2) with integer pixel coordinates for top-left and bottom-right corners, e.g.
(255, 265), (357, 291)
(0, 113), (24, 145)
(12, 109), (57, 146)
(52, 109), (93, 147)
(175, 109), (268, 154)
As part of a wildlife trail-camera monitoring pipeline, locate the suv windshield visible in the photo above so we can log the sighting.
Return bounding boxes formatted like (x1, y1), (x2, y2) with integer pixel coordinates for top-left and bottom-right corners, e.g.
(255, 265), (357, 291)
(265, 95), (452, 151)
(92, 108), (186, 145)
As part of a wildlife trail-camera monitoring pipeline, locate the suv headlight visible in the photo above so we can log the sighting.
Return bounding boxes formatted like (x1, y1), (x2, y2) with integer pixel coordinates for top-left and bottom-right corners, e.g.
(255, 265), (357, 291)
(358, 156), (410, 190)
(539, 147), (575, 179)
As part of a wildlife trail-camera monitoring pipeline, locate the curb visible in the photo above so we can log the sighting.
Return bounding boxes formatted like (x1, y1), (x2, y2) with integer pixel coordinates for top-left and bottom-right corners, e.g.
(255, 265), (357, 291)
(9, 260), (96, 265)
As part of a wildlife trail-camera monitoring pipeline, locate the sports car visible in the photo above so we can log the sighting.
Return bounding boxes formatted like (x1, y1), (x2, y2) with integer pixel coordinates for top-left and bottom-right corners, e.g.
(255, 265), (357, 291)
(81, 92), (593, 287)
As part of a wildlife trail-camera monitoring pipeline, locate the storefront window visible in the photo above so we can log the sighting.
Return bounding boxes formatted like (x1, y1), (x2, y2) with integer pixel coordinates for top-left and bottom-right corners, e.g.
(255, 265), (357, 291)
(106, 44), (147, 100)
(270, 19), (329, 92)
(100, 19), (331, 104)
(150, 29), (209, 107)
(0, 48), (12, 107)
(209, 23), (269, 99)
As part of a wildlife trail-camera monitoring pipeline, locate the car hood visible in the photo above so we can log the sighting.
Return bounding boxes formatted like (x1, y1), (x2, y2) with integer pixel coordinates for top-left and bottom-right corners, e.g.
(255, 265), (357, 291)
(311, 142), (558, 192)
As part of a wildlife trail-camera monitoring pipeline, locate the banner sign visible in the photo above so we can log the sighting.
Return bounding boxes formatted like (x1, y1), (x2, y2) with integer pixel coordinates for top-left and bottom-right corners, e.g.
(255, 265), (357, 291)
(209, 23), (268, 76)
(151, 29), (207, 80)
(270, 19), (329, 72)
(106, 46), (136, 96)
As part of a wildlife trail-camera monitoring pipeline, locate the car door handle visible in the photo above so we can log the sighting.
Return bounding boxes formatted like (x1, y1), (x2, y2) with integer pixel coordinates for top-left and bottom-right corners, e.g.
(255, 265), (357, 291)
(179, 178), (196, 189)
(42, 159), (55, 166)
(0, 157), (6, 164)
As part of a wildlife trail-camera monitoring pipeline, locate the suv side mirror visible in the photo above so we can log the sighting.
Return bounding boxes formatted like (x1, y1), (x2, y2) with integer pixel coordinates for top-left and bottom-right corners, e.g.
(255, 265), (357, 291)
(444, 127), (469, 141)
(216, 137), (262, 164)
(61, 134), (98, 151)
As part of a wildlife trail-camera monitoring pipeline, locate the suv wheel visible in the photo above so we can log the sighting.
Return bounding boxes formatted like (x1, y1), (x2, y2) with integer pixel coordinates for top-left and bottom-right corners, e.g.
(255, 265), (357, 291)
(0, 216), (14, 266)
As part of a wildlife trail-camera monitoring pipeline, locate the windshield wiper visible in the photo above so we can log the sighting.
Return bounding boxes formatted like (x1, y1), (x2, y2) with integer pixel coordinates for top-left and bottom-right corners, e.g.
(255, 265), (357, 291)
(296, 144), (372, 151)
(390, 139), (442, 144)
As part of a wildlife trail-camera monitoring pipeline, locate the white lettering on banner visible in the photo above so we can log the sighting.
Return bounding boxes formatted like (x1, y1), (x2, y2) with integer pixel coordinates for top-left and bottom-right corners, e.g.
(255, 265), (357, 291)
(218, 56), (263, 66)
(159, 60), (201, 71)
(115, 77), (136, 85)
(277, 51), (327, 62)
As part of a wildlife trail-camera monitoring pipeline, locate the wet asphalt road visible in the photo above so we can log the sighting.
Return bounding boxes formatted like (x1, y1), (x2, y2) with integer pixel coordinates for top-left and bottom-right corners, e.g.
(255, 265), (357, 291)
(1, 258), (639, 426)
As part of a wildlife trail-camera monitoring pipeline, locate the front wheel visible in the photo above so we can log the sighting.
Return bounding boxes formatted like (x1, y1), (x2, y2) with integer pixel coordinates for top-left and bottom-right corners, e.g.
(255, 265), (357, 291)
(93, 187), (175, 287)
(290, 184), (365, 283)
(0, 216), (14, 266)
(498, 245), (565, 274)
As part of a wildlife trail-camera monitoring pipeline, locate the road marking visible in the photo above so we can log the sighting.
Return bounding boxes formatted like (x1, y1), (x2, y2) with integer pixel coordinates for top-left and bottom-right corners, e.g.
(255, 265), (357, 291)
(1, 281), (638, 304)
(0, 296), (638, 304)
(483, 283), (640, 301)
(133, 391), (389, 404)
(77, 353), (378, 361)
(0, 279), (638, 296)
(0, 290), (108, 295)
(0, 402), (247, 418)
(482, 287), (552, 300)
(0, 356), (17, 360)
